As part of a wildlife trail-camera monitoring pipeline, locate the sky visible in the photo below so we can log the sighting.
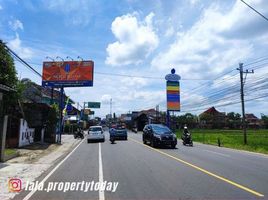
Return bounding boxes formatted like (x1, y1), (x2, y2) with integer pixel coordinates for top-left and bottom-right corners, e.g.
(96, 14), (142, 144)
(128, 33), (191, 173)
(0, 0), (268, 118)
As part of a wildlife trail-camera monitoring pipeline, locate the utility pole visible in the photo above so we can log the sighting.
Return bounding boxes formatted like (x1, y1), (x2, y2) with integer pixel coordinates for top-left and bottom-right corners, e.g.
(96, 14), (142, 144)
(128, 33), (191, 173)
(110, 98), (112, 121)
(237, 63), (254, 145)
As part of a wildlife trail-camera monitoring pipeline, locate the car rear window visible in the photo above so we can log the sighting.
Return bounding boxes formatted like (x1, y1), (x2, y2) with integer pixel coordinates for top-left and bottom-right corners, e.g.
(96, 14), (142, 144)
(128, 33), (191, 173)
(90, 127), (102, 131)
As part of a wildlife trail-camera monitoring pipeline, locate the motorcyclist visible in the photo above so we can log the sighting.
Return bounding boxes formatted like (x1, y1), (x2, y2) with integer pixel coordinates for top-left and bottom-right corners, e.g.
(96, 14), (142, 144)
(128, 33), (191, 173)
(182, 125), (193, 146)
(109, 127), (116, 143)
(183, 126), (189, 136)
(74, 127), (84, 139)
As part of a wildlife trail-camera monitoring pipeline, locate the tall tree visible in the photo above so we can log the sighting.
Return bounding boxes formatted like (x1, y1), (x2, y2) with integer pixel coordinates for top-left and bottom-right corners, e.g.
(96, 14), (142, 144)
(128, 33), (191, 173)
(0, 40), (20, 114)
(0, 40), (17, 86)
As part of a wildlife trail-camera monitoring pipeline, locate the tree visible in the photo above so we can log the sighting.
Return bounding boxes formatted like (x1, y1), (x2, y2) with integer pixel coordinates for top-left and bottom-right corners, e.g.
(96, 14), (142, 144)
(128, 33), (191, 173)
(227, 112), (241, 129)
(261, 114), (268, 129)
(176, 113), (198, 129)
(0, 40), (17, 87)
(0, 40), (20, 114)
(45, 103), (59, 142)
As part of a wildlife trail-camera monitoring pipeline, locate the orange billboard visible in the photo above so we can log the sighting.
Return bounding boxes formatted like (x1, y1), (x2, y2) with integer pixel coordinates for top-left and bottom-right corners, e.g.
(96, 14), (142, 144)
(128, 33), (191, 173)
(42, 60), (94, 87)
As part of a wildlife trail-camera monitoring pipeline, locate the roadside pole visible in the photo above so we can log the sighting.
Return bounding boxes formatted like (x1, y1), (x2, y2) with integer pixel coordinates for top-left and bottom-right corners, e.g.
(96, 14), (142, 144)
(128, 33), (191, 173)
(237, 63), (254, 145)
(50, 87), (54, 105)
(166, 111), (170, 128)
(0, 115), (8, 162)
(59, 86), (64, 144)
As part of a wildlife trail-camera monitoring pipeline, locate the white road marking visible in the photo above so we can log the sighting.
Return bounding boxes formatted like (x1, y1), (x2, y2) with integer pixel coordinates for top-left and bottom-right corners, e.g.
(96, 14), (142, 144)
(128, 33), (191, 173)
(23, 139), (85, 200)
(99, 143), (105, 200)
(202, 149), (230, 157)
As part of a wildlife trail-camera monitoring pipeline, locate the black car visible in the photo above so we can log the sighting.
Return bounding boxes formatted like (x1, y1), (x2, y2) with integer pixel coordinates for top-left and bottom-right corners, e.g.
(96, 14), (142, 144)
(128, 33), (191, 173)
(143, 124), (177, 148)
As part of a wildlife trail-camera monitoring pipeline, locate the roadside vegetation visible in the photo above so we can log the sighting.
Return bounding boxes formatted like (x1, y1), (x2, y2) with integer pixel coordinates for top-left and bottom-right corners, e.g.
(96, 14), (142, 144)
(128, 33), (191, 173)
(176, 129), (268, 154)
(4, 148), (17, 156)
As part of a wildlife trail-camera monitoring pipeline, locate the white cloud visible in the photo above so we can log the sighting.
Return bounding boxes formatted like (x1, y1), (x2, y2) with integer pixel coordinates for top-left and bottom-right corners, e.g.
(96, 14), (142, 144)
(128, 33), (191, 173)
(101, 94), (112, 104)
(120, 77), (148, 88)
(189, 0), (200, 6)
(106, 12), (159, 66)
(0, 5), (3, 10)
(164, 27), (174, 37)
(42, 0), (98, 26)
(151, 0), (268, 79)
(8, 33), (33, 59)
(9, 19), (24, 31)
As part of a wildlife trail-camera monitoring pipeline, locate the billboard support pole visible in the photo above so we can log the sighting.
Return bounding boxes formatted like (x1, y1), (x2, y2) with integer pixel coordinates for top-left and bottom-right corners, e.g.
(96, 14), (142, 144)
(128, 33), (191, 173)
(59, 86), (64, 144)
(50, 87), (54, 105)
(166, 110), (170, 128)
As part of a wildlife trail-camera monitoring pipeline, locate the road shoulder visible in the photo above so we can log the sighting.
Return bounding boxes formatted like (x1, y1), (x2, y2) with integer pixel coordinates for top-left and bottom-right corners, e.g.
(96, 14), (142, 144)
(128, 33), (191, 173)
(0, 135), (82, 200)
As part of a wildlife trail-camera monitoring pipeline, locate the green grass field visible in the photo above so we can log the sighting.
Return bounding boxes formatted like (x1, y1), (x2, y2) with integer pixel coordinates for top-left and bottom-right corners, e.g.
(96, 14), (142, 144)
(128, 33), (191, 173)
(4, 148), (17, 156)
(176, 129), (268, 154)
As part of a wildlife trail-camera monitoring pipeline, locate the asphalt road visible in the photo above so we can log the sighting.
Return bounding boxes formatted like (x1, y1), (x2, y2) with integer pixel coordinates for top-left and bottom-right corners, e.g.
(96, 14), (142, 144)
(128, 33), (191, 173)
(15, 130), (268, 200)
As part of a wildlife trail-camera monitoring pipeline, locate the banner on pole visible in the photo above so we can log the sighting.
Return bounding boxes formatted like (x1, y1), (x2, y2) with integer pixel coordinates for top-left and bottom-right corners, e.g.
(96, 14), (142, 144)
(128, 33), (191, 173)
(166, 81), (180, 111)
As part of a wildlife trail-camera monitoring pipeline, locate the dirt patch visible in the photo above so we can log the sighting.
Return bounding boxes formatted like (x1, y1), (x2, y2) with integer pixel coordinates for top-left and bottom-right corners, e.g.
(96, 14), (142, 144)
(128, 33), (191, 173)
(7, 143), (60, 164)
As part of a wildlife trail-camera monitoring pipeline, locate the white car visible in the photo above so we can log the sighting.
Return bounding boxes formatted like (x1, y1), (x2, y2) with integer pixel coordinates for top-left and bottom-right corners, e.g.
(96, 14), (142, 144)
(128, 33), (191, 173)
(87, 126), (105, 143)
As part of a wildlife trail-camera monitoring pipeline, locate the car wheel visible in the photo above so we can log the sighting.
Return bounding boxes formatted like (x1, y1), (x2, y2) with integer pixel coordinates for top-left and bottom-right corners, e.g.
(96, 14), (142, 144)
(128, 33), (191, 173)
(87, 139), (90, 143)
(143, 140), (146, 144)
(171, 144), (176, 149)
(125, 137), (128, 140)
(151, 139), (156, 148)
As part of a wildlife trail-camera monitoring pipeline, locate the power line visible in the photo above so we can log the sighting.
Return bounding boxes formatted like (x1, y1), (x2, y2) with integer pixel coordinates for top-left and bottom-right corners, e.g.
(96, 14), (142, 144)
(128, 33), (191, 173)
(244, 57), (268, 67)
(24, 61), (224, 81)
(240, 0), (268, 22)
(5, 44), (42, 78)
(181, 93), (268, 113)
(182, 71), (268, 110)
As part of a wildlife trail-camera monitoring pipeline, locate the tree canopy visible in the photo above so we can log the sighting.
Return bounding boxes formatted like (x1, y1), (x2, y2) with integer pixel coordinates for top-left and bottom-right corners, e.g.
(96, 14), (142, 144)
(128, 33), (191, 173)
(0, 40), (17, 87)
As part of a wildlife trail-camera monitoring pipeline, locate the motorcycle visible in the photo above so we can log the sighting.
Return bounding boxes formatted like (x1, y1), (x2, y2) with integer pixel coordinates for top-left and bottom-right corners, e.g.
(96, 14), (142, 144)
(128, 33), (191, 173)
(109, 128), (116, 144)
(74, 127), (84, 139)
(182, 132), (193, 146)
(110, 136), (115, 144)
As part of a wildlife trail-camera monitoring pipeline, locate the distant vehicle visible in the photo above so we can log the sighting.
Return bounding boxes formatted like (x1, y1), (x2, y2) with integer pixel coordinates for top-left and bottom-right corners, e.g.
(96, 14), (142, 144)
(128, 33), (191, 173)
(132, 125), (138, 133)
(143, 124), (177, 148)
(73, 127), (84, 139)
(87, 126), (105, 143)
(109, 123), (128, 140)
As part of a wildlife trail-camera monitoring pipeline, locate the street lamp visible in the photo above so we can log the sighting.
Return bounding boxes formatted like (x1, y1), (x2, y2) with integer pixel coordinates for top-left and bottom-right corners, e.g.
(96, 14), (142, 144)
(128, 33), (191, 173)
(77, 56), (84, 61)
(56, 56), (64, 61)
(45, 56), (55, 61)
(66, 56), (74, 61)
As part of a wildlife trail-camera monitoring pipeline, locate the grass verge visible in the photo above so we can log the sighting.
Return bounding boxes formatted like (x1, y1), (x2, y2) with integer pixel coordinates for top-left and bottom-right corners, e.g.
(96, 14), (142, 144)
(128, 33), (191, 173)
(4, 148), (17, 156)
(176, 129), (268, 154)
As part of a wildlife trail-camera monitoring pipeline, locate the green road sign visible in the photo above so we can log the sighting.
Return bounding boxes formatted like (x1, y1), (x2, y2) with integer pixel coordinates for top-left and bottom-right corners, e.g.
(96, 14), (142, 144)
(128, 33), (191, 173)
(87, 102), (101, 108)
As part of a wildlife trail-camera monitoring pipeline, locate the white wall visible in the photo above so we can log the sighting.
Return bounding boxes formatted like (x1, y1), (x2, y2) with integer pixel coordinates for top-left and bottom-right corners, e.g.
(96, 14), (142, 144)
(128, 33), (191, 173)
(18, 119), (34, 147)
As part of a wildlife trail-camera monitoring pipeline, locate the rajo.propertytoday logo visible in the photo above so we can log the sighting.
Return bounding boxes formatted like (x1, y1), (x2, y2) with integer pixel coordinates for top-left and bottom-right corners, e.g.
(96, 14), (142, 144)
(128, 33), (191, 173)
(8, 178), (119, 193)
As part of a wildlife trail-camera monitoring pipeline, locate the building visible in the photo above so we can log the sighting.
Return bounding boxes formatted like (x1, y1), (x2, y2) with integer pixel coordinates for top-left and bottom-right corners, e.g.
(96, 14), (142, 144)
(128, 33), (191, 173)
(245, 113), (261, 128)
(133, 108), (161, 131)
(199, 107), (226, 128)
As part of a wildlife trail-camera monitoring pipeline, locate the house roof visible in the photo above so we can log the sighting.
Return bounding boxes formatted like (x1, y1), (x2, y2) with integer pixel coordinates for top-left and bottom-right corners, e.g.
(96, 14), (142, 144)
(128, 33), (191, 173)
(245, 113), (259, 119)
(21, 79), (74, 104)
(0, 83), (16, 92)
(200, 107), (225, 116)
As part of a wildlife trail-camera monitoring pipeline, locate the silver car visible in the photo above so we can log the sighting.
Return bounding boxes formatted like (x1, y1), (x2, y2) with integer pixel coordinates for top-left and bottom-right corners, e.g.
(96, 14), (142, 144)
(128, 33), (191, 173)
(87, 126), (105, 143)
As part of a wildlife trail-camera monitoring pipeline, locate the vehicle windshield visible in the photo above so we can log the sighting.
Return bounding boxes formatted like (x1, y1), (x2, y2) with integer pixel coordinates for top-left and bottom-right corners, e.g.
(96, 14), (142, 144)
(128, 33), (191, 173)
(151, 125), (172, 134)
(89, 127), (102, 132)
